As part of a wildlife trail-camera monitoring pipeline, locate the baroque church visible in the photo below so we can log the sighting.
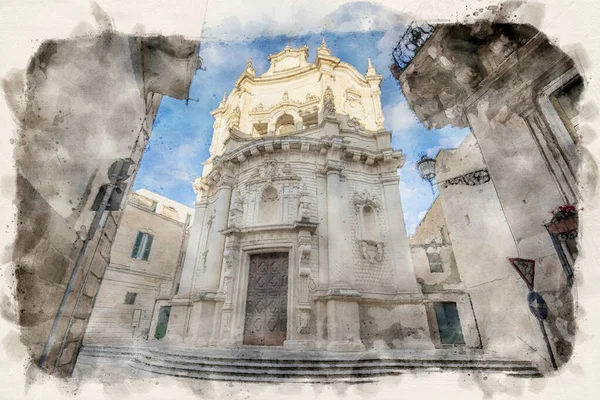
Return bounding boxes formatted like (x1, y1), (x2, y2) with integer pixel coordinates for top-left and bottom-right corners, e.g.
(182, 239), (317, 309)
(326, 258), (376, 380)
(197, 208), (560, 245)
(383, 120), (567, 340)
(167, 40), (436, 351)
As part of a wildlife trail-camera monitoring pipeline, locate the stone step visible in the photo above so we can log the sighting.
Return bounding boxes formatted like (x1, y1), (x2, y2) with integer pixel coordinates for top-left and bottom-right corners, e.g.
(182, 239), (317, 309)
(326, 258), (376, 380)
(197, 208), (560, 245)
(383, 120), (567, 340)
(135, 356), (539, 376)
(137, 352), (537, 371)
(78, 345), (542, 383)
(130, 360), (380, 384)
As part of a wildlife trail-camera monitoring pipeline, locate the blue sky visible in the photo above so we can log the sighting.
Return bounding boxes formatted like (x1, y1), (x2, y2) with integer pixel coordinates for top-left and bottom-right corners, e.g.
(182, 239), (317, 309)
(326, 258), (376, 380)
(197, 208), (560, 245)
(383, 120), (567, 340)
(132, 30), (469, 234)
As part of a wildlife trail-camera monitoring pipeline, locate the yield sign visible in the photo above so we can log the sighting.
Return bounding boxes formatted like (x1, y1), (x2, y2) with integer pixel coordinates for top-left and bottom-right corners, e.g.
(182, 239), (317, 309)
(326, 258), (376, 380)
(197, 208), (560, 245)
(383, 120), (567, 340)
(508, 258), (536, 290)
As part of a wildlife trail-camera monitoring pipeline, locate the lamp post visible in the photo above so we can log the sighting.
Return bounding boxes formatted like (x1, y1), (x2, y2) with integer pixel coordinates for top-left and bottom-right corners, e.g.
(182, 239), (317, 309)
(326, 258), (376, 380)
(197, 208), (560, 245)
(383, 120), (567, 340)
(417, 154), (437, 197)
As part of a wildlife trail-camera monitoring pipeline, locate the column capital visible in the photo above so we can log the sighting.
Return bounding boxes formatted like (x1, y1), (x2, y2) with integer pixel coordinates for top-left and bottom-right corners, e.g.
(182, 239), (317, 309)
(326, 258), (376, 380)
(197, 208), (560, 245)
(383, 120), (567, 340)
(324, 160), (344, 175)
(380, 174), (400, 185)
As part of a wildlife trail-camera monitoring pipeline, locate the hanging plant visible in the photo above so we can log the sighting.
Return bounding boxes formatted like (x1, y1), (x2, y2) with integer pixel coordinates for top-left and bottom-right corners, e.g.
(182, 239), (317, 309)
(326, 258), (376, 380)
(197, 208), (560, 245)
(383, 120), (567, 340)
(547, 204), (578, 233)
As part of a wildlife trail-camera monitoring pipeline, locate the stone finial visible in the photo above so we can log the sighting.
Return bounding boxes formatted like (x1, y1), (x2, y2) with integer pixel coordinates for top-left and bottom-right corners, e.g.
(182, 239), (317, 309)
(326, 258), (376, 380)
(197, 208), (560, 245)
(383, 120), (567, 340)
(246, 58), (255, 76)
(366, 58), (378, 76)
(219, 92), (227, 108)
(317, 36), (331, 56)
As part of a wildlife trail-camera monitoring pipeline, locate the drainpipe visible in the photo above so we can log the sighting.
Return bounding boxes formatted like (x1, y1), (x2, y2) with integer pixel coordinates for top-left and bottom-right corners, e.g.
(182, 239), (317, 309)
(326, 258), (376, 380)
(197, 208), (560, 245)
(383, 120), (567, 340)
(39, 159), (127, 370)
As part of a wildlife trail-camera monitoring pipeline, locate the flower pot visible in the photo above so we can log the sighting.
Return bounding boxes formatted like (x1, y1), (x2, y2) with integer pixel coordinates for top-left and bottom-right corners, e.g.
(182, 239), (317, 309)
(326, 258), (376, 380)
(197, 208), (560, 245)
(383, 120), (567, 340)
(547, 216), (578, 234)
(564, 216), (579, 231)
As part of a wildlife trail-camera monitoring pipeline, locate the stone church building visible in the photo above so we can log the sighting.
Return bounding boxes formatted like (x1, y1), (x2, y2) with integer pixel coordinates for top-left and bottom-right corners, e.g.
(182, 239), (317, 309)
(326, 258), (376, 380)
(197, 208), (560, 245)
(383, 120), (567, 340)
(167, 41), (436, 352)
(77, 39), (548, 381)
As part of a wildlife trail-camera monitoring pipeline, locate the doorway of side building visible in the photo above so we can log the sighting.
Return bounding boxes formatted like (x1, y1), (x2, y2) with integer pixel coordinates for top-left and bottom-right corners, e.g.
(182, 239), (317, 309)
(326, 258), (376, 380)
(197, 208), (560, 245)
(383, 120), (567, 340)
(154, 306), (171, 340)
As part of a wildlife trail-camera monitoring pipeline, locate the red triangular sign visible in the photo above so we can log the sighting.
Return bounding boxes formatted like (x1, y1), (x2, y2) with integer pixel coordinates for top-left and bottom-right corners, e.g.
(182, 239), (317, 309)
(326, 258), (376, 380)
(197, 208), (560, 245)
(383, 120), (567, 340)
(508, 258), (536, 290)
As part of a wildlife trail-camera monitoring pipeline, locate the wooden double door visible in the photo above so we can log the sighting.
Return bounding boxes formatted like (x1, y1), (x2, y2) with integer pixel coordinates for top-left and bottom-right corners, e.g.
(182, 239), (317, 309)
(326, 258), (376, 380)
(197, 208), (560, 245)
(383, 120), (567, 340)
(243, 252), (289, 346)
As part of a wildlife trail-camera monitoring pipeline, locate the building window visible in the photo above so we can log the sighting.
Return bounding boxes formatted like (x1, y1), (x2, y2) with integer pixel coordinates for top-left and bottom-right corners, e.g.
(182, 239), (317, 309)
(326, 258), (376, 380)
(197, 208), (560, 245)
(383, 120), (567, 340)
(131, 231), (154, 260)
(149, 200), (158, 212)
(434, 302), (465, 345)
(184, 213), (192, 228)
(275, 113), (296, 135)
(427, 252), (444, 273)
(124, 292), (137, 305)
(550, 75), (584, 142)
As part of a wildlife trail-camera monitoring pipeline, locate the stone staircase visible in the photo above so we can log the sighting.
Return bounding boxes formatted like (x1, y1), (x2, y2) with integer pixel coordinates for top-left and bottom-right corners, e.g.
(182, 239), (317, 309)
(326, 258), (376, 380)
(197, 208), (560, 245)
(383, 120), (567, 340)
(77, 344), (542, 383)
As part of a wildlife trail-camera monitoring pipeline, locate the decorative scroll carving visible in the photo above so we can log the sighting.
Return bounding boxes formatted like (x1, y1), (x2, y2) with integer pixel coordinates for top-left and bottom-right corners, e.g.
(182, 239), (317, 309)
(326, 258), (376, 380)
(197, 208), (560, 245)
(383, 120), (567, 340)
(263, 158), (278, 178)
(323, 86), (336, 117)
(347, 117), (365, 133)
(298, 230), (313, 308)
(441, 169), (490, 188)
(221, 312), (231, 334)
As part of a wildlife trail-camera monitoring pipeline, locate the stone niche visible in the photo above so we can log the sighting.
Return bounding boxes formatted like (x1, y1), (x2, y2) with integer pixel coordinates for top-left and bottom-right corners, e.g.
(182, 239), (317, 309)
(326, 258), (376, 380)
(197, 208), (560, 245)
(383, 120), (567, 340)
(353, 190), (384, 264)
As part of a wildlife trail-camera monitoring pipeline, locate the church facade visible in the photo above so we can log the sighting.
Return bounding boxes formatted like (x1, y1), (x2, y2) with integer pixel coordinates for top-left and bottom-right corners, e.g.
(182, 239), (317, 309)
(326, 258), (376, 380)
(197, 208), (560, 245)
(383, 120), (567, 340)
(166, 42), (441, 352)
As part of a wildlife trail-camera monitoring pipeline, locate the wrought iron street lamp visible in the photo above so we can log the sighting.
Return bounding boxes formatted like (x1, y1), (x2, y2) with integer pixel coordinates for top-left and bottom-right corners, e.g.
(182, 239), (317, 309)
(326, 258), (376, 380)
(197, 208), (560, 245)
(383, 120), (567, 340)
(417, 154), (437, 196)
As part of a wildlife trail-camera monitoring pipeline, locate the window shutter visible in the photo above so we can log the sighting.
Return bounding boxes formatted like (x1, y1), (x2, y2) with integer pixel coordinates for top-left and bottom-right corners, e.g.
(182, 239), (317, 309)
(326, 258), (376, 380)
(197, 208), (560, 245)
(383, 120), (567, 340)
(131, 231), (143, 259)
(142, 234), (154, 260)
(434, 302), (465, 345)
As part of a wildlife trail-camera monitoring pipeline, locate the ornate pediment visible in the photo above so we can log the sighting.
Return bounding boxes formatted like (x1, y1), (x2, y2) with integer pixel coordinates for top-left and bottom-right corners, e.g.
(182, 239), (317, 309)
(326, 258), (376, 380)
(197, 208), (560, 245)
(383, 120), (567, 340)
(263, 45), (310, 75)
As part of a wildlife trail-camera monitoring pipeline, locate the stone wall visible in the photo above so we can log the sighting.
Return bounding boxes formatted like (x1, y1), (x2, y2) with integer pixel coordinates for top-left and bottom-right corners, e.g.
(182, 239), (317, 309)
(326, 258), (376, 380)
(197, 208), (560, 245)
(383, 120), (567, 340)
(6, 32), (198, 376)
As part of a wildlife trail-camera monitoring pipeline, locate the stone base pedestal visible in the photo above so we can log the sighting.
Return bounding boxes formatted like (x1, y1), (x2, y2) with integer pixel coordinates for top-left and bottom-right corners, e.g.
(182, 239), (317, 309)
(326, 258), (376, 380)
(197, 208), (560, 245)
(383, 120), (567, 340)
(188, 298), (217, 346)
(164, 300), (191, 342)
(325, 297), (366, 352)
(283, 340), (315, 350)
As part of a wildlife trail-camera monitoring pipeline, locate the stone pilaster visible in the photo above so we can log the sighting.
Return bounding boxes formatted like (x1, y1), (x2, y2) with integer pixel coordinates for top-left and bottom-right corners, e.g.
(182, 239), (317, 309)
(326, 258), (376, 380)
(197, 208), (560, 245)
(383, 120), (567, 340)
(176, 179), (208, 297)
(380, 174), (420, 293)
(201, 176), (234, 294)
(323, 154), (364, 351)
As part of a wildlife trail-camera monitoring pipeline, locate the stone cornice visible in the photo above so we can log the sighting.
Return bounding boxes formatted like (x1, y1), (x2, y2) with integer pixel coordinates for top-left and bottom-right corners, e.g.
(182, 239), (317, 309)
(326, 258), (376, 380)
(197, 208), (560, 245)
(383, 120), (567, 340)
(205, 137), (405, 182)
(221, 221), (319, 236)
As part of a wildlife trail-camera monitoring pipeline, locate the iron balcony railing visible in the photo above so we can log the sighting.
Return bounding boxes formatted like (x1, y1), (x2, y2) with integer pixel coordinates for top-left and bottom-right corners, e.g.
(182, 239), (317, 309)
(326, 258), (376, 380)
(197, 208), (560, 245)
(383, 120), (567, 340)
(392, 22), (436, 72)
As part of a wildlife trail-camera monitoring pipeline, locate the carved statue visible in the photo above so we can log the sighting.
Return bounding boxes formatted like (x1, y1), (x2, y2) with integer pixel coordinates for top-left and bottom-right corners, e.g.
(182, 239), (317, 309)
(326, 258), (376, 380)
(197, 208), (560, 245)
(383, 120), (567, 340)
(323, 86), (336, 117)
(230, 106), (241, 128)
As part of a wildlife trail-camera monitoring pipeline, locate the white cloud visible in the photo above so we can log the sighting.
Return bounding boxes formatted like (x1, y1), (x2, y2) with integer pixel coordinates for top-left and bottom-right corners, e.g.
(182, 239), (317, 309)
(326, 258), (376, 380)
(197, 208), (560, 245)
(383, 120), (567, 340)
(418, 210), (427, 221)
(383, 101), (420, 132)
(204, 1), (409, 41)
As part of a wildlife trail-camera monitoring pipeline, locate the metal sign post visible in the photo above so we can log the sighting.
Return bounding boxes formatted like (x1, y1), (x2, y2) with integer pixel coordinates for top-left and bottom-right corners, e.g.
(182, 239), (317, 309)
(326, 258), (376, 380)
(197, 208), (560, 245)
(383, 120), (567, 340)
(508, 257), (558, 371)
(527, 291), (558, 370)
